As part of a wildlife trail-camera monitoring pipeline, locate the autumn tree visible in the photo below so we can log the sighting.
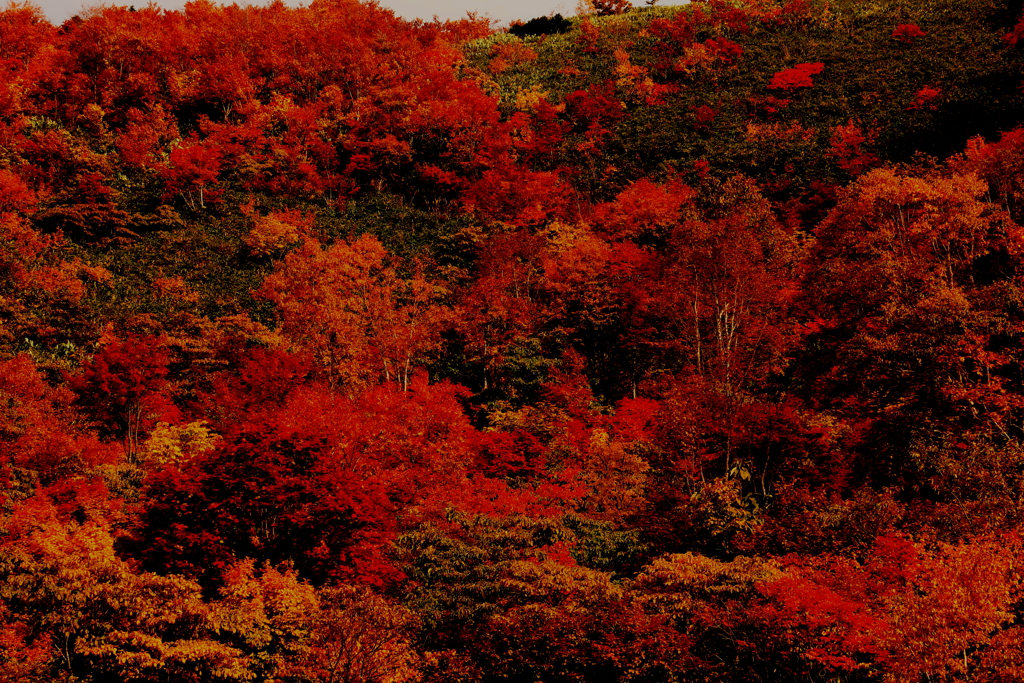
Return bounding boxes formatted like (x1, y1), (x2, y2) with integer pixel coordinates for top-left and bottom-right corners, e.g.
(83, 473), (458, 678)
(159, 138), (223, 211)
(68, 335), (175, 462)
(257, 235), (450, 391)
(452, 229), (552, 399)
(0, 493), (250, 682)
(396, 511), (687, 682)
(211, 560), (319, 682)
(128, 370), (493, 586)
(954, 128), (1024, 223)
(123, 411), (398, 586)
(799, 167), (1024, 497)
(281, 583), (420, 683)
(618, 175), (805, 511)
(0, 355), (117, 491)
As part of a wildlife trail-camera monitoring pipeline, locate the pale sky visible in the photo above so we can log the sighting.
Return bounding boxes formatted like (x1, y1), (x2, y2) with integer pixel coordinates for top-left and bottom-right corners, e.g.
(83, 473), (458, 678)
(29, 0), (604, 26)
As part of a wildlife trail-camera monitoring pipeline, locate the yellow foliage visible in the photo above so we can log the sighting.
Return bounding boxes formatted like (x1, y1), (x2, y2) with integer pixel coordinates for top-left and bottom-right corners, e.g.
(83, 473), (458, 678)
(494, 556), (623, 605)
(139, 420), (220, 467)
(0, 503), (250, 681)
(212, 559), (318, 678)
(514, 85), (552, 112)
(215, 313), (290, 349)
(244, 214), (303, 256)
(676, 42), (714, 74)
(613, 48), (647, 85)
(877, 540), (1017, 682)
(574, 428), (650, 521)
(542, 220), (590, 255)
(633, 552), (781, 617)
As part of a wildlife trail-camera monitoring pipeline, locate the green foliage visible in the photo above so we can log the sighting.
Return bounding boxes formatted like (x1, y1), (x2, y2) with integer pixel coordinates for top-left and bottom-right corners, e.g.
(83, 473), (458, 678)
(394, 512), (584, 627)
(560, 512), (649, 577)
(471, 0), (1024, 194)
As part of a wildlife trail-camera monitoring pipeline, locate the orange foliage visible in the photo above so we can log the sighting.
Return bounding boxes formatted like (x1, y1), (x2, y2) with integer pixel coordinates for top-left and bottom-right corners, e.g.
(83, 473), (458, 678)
(258, 235), (450, 390)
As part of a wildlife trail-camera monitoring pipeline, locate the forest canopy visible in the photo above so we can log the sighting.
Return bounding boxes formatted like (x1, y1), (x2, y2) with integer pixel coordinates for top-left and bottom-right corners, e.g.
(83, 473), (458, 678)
(4, 0), (1024, 680)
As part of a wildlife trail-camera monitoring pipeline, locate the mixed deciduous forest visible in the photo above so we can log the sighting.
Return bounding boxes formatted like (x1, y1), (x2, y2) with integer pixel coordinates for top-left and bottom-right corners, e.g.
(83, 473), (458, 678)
(4, 0), (1024, 680)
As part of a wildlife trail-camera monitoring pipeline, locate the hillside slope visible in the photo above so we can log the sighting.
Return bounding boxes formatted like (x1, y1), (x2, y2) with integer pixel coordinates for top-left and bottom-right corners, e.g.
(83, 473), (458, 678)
(3, 1), (1024, 681)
